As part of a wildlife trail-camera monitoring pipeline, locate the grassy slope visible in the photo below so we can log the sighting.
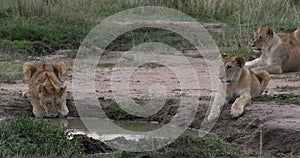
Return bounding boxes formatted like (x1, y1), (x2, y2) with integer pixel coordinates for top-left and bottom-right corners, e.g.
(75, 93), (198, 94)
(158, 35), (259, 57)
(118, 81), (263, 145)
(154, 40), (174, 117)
(1, 0), (299, 53)
(0, 0), (299, 83)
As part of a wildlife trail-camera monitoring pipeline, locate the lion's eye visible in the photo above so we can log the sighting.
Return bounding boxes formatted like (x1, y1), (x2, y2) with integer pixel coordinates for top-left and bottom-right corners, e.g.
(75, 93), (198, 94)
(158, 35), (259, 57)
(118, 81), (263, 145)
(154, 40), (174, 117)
(226, 66), (232, 70)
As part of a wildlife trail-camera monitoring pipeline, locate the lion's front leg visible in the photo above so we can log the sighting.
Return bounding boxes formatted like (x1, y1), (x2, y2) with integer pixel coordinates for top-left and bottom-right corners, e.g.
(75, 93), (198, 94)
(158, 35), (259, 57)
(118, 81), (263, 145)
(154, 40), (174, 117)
(245, 58), (265, 69)
(230, 93), (251, 118)
(58, 97), (69, 118)
(27, 95), (45, 118)
(254, 65), (283, 74)
(207, 92), (226, 122)
(254, 70), (271, 94)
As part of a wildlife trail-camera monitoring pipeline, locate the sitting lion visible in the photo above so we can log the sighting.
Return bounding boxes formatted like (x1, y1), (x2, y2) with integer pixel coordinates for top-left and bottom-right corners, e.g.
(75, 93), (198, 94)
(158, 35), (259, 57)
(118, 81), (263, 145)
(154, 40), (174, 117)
(245, 27), (300, 74)
(207, 54), (270, 121)
(23, 62), (69, 118)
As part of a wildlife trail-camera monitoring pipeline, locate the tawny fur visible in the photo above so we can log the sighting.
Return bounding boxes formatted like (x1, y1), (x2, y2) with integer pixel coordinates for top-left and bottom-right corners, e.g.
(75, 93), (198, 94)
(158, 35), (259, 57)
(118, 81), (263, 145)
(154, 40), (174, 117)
(207, 54), (270, 121)
(286, 27), (300, 52)
(245, 27), (300, 74)
(23, 62), (69, 118)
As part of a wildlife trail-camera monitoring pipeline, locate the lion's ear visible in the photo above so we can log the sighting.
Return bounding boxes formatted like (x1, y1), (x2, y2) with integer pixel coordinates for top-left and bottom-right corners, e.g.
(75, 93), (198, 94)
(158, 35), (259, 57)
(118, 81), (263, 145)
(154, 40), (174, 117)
(53, 62), (66, 81)
(220, 53), (228, 59)
(60, 85), (67, 95)
(235, 56), (246, 67)
(266, 27), (273, 36)
(23, 62), (37, 81)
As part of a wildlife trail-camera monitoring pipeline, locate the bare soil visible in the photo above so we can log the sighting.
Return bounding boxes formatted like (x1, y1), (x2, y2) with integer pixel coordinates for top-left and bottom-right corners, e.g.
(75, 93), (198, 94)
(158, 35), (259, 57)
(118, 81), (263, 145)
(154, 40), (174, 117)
(1, 50), (300, 157)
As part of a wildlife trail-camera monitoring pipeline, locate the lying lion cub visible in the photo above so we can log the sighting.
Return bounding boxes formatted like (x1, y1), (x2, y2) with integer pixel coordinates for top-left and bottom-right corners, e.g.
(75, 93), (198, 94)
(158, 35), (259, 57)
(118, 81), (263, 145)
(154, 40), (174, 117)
(207, 54), (270, 121)
(245, 27), (300, 74)
(23, 62), (69, 118)
(285, 27), (300, 52)
(269, 28), (300, 51)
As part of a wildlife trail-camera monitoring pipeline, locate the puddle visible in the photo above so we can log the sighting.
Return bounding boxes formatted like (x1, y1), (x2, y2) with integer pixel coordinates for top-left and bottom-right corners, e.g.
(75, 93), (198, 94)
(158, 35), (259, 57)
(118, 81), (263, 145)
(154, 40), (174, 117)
(0, 116), (214, 142)
(49, 117), (209, 142)
(0, 115), (14, 121)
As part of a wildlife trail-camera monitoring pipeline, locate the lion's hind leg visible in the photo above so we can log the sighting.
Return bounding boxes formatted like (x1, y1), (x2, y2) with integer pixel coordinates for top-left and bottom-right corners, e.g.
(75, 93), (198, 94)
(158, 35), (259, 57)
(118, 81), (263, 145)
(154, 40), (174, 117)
(255, 70), (271, 94)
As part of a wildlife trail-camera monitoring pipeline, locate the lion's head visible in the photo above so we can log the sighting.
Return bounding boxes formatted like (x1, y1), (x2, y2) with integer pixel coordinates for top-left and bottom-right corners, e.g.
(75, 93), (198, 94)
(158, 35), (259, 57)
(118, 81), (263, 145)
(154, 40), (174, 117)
(251, 27), (274, 53)
(287, 27), (300, 49)
(23, 62), (69, 118)
(219, 54), (246, 85)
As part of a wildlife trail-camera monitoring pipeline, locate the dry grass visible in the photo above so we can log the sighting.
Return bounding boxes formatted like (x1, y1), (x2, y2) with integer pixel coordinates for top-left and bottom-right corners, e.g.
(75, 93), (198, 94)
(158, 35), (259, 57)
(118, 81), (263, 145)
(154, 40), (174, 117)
(5, 0), (299, 49)
(1, 0), (300, 82)
(4, 0), (299, 25)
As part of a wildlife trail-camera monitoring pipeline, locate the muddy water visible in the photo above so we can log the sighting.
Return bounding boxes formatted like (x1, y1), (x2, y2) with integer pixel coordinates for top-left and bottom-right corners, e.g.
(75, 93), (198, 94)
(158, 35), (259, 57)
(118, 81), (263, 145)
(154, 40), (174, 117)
(50, 117), (208, 141)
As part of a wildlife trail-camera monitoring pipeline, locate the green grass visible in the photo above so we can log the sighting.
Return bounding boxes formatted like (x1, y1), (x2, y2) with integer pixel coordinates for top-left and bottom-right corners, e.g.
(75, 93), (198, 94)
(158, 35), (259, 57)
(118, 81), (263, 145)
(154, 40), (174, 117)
(98, 61), (165, 69)
(0, 117), (83, 157)
(271, 75), (300, 82)
(141, 62), (165, 68)
(0, 0), (299, 56)
(67, 50), (79, 59)
(0, 61), (23, 83)
(271, 76), (289, 80)
(116, 135), (243, 158)
(103, 101), (139, 120)
(199, 96), (212, 101)
(253, 94), (300, 105)
(97, 63), (116, 68)
(107, 28), (195, 51)
(191, 54), (204, 58)
(224, 49), (258, 61)
(0, 17), (93, 54)
(276, 85), (300, 92)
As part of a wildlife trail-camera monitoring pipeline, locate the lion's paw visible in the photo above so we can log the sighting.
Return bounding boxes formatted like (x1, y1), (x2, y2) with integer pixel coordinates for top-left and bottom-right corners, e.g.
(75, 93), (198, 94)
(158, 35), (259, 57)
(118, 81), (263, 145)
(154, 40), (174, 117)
(22, 91), (27, 98)
(230, 105), (244, 118)
(58, 108), (69, 118)
(33, 110), (45, 118)
(207, 113), (219, 122)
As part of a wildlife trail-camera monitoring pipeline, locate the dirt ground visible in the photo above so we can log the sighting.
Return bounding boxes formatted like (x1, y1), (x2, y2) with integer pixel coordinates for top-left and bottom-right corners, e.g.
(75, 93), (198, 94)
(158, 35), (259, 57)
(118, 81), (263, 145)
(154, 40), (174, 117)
(1, 50), (300, 157)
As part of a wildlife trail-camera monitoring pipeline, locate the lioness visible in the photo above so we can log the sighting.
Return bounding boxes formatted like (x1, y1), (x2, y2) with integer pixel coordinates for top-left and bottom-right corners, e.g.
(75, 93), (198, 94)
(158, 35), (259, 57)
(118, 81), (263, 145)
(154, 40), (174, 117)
(23, 62), (69, 118)
(245, 27), (300, 74)
(207, 54), (270, 121)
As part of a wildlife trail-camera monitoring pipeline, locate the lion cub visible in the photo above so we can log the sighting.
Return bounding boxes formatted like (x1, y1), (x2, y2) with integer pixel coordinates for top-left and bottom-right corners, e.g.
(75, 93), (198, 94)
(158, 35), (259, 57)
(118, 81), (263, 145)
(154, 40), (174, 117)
(23, 62), (69, 118)
(245, 27), (300, 73)
(207, 54), (270, 121)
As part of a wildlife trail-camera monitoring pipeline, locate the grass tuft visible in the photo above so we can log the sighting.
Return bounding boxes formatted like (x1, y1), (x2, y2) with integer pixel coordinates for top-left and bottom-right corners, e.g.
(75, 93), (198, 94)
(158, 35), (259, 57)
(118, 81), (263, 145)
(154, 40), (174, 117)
(0, 117), (83, 157)
(276, 85), (300, 92)
(119, 135), (243, 158)
(253, 94), (300, 105)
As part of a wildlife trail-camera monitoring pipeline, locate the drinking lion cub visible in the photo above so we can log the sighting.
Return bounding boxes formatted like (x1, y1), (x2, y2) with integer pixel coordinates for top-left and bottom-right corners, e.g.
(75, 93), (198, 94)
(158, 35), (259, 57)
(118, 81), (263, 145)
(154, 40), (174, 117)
(207, 54), (270, 121)
(23, 62), (69, 118)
